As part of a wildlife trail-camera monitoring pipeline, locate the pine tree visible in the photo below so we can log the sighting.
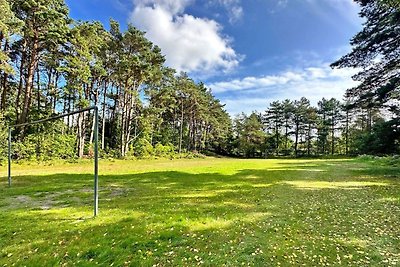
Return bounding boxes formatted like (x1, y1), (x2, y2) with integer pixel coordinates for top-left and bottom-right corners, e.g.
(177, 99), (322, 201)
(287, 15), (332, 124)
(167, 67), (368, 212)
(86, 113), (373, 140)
(331, 0), (400, 115)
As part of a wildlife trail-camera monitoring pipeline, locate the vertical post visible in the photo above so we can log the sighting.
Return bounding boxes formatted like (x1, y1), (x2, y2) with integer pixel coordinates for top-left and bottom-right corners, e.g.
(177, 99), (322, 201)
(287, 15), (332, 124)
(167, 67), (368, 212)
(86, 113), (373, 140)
(94, 106), (99, 217)
(8, 127), (11, 187)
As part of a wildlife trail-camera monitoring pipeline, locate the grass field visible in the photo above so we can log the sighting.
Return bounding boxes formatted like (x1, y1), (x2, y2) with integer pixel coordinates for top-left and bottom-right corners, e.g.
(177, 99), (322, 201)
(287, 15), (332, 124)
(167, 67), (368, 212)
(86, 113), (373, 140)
(0, 158), (399, 266)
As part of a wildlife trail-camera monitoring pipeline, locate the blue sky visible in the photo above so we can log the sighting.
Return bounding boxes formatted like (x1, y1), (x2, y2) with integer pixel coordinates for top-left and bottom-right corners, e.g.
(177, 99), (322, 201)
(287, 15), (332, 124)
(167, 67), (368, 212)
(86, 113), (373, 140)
(65, 0), (363, 115)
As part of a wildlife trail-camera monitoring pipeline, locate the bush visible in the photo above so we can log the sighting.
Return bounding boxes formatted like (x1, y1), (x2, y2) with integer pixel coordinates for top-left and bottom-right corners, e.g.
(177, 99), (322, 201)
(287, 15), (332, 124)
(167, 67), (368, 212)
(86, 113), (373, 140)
(357, 155), (400, 167)
(13, 133), (76, 161)
(154, 143), (176, 158)
(132, 138), (154, 158)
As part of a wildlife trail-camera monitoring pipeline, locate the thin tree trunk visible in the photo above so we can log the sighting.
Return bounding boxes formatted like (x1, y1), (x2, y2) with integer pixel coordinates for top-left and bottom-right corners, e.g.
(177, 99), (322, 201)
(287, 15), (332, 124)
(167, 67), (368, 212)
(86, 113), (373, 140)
(53, 72), (59, 112)
(76, 111), (86, 158)
(294, 122), (299, 157)
(307, 124), (311, 156)
(46, 68), (52, 111)
(0, 40), (9, 110)
(36, 66), (40, 111)
(16, 46), (27, 119)
(0, 72), (8, 110)
(89, 81), (98, 144)
(275, 120), (279, 155)
(345, 109), (349, 155)
(20, 35), (39, 125)
(101, 81), (108, 150)
(178, 100), (184, 154)
(284, 119), (289, 152)
(331, 118), (335, 155)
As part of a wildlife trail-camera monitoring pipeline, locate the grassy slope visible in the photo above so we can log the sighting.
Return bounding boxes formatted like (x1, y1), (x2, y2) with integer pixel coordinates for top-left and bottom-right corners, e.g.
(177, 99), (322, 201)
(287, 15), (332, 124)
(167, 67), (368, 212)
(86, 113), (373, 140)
(0, 158), (399, 266)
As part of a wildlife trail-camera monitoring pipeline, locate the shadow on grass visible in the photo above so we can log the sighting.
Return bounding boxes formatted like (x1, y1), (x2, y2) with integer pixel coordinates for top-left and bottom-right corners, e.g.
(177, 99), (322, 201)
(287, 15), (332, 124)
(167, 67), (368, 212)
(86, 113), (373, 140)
(0, 160), (399, 266)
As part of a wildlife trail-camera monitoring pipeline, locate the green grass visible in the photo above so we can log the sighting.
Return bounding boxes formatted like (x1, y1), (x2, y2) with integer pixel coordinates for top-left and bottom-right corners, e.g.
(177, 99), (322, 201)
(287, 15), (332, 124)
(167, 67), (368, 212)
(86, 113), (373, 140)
(0, 158), (399, 266)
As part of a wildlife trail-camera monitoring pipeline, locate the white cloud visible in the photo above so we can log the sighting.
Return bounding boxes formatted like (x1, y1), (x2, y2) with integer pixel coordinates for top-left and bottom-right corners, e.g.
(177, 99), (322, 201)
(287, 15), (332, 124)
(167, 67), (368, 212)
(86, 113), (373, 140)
(130, 0), (240, 74)
(217, 0), (243, 23)
(208, 63), (360, 115)
(133, 0), (190, 13)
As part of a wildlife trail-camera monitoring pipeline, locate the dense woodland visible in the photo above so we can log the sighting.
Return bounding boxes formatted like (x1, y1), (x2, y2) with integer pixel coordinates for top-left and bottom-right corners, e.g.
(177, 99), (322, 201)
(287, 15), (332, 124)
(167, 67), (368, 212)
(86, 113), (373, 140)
(0, 0), (399, 161)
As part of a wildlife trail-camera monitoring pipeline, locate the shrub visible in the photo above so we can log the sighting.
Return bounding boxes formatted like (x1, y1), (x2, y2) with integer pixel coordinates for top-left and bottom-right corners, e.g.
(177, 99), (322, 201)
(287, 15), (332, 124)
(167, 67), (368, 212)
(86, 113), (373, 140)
(132, 138), (154, 158)
(13, 133), (76, 161)
(154, 143), (176, 157)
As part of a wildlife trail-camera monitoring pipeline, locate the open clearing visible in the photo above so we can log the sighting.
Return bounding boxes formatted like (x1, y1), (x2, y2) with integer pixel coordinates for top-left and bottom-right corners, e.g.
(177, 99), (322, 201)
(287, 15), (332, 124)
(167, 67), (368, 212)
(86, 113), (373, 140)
(0, 158), (399, 266)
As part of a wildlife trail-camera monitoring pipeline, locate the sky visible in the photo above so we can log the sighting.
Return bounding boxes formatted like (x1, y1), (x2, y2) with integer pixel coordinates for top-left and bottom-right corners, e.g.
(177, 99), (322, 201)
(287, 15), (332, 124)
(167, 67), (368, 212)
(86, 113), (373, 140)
(65, 0), (364, 115)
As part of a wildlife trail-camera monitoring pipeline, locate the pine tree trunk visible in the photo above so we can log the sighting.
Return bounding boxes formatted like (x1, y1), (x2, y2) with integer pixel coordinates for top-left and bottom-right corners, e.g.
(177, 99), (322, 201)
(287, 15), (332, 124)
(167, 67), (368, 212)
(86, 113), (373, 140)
(101, 81), (108, 150)
(294, 122), (299, 157)
(16, 44), (27, 119)
(307, 124), (311, 156)
(20, 35), (39, 125)
(89, 81), (98, 144)
(284, 119), (289, 151)
(345, 110), (349, 155)
(331, 118), (335, 155)
(0, 40), (9, 110)
(0, 72), (8, 110)
(178, 100), (184, 154)
(275, 121), (279, 155)
(53, 72), (59, 112)
(77, 111), (86, 158)
(36, 67), (40, 111)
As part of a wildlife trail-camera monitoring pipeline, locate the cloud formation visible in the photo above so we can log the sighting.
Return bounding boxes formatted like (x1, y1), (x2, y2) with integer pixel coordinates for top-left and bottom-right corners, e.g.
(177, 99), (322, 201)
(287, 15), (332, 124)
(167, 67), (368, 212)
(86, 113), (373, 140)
(130, 0), (240, 74)
(208, 64), (360, 115)
(217, 0), (243, 23)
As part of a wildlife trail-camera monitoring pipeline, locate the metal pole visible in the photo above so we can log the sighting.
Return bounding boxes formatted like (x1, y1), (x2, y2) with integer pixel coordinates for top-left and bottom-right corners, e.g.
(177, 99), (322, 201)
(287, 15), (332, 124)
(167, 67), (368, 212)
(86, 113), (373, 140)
(6, 106), (100, 215)
(94, 106), (99, 217)
(8, 127), (11, 187)
(12, 106), (97, 128)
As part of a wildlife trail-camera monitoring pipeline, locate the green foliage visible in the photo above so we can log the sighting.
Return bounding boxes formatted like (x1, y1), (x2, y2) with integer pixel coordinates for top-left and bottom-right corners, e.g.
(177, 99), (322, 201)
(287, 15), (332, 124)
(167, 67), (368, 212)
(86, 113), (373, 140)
(357, 154), (400, 167)
(154, 143), (175, 158)
(0, 117), (7, 164)
(1, 0), (398, 161)
(131, 138), (154, 158)
(13, 132), (76, 161)
(233, 112), (267, 158)
(353, 119), (400, 155)
(380, 0), (400, 9)
(0, 0), (23, 74)
(331, 0), (400, 113)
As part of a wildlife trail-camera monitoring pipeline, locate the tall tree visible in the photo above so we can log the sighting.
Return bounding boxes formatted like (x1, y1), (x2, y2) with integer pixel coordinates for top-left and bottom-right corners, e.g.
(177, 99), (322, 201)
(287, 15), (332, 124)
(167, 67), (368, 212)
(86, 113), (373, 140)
(109, 22), (165, 156)
(13, 0), (70, 125)
(0, 0), (23, 110)
(264, 101), (284, 155)
(331, 0), (400, 116)
(304, 106), (317, 156)
(235, 112), (267, 158)
(327, 98), (343, 155)
(292, 97), (310, 157)
(282, 99), (294, 154)
(61, 21), (108, 157)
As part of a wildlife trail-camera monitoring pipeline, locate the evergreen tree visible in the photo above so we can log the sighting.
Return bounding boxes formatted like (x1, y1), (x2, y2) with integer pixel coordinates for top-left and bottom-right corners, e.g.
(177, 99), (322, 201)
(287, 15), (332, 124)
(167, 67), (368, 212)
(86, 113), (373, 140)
(292, 97), (310, 157)
(264, 101), (284, 155)
(12, 0), (70, 125)
(331, 0), (400, 115)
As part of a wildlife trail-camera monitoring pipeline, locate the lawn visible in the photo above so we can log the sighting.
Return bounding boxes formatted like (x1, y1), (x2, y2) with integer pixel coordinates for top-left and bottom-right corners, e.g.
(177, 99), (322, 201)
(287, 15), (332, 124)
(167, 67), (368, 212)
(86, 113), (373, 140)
(0, 158), (399, 266)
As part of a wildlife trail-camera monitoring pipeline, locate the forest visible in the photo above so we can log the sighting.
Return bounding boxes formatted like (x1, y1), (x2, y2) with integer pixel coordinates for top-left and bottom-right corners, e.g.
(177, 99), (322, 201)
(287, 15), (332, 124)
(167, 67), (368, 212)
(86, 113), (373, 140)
(0, 0), (399, 161)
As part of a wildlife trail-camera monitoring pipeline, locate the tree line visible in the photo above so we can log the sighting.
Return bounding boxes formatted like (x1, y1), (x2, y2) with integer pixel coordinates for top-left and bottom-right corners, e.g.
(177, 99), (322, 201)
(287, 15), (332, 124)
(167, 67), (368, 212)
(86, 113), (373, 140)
(0, 0), (398, 160)
(0, 0), (231, 159)
(231, 0), (400, 158)
(230, 96), (397, 158)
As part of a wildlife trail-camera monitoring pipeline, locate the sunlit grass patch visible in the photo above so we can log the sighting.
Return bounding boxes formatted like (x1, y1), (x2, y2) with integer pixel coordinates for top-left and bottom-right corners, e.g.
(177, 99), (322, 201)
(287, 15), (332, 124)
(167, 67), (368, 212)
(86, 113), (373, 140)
(0, 158), (399, 266)
(283, 180), (390, 190)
